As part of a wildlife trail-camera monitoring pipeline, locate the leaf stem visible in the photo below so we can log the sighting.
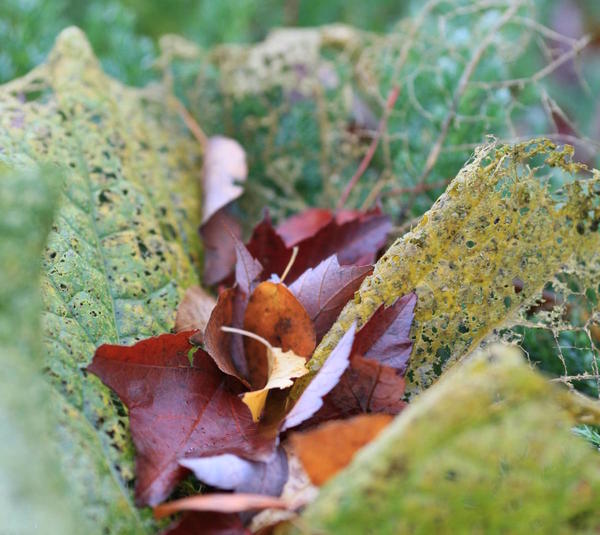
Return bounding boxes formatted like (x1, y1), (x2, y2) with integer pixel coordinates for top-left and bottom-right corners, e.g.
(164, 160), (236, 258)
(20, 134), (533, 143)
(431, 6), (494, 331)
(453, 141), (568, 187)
(280, 246), (299, 283)
(221, 326), (272, 349)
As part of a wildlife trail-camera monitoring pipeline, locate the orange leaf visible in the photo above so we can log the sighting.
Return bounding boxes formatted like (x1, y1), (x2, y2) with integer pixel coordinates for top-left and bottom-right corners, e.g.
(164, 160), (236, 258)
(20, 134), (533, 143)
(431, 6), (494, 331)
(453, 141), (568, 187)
(289, 414), (393, 486)
(243, 281), (316, 388)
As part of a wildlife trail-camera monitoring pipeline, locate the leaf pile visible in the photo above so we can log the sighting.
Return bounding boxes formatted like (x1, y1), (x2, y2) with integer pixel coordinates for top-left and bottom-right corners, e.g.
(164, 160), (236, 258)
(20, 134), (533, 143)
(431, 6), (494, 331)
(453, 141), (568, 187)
(89, 207), (416, 532)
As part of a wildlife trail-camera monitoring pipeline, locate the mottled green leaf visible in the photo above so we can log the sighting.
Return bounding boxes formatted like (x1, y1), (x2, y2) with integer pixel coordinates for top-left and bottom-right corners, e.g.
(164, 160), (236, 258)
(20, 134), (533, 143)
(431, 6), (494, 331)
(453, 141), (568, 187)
(296, 345), (600, 534)
(0, 27), (202, 532)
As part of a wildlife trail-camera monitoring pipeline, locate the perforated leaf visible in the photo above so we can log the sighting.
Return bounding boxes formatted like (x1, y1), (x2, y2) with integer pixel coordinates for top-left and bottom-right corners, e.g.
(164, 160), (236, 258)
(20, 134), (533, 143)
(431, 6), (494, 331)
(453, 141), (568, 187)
(0, 27), (202, 532)
(296, 345), (600, 534)
(297, 140), (600, 398)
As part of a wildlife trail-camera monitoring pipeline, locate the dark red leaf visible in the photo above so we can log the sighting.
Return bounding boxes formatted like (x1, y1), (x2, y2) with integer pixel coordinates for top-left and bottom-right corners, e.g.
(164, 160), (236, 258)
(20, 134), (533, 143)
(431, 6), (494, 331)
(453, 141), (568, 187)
(201, 288), (250, 386)
(352, 292), (417, 374)
(275, 208), (333, 246)
(180, 447), (288, 497)
(288, 256), (372, 342)
(201, 209), (242, 286)
(87, 332), (276, 506)
(281, 324), (356, 432)
(247, 208), (391, 284)
(161, 512), (249, 535)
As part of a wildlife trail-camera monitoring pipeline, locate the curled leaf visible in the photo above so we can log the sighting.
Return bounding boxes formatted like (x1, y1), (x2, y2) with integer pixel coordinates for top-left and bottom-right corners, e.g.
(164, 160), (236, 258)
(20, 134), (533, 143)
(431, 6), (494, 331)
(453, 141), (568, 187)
(175, 285), (216, 334)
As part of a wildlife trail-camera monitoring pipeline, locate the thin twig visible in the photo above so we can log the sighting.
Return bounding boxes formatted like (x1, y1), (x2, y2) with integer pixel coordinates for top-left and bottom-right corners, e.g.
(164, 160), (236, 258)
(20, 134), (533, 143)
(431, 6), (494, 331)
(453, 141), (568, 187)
(412, 1), (523, 195)
(172, 98), (208, 149)
(336, 86), (400, 210)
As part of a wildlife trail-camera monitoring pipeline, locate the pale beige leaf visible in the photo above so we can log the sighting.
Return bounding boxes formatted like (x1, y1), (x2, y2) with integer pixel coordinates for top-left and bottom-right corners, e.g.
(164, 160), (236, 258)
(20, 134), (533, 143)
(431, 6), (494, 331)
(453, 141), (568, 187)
(174, 285), (216, 334)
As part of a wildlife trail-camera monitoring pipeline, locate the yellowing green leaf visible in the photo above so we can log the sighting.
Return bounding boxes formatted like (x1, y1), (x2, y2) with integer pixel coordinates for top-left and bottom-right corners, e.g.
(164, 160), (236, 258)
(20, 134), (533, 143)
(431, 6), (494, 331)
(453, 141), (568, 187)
(0, 28), (202, 532)
(295, 345), (600, 534)
(297, 140), (600, 399)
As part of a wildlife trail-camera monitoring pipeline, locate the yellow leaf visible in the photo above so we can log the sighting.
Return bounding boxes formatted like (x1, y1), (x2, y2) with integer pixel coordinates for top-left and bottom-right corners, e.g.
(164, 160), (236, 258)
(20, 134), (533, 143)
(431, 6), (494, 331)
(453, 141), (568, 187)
(242, 346), (309, 422)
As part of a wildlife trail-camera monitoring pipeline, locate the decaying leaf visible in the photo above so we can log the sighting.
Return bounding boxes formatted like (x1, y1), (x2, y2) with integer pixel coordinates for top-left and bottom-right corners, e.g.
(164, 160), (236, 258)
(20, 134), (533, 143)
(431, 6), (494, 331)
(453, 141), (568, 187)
(298, 140), (600, 399)
(243, 282), (316, 389)
(282, 325), (356, 432)
(202, 136), (247, 224)
(246, 209), (391, 284)
(290, 414), (392, 486)
(241, 339), (309, 422)
(289, 256), (372, 342)
(180, 448), (288, 497)
(88, 331), (276, 506)
(154, 493), (288, 519)
(295, 345), (600, 534)
(0, 28), (203, 531)
(174, 285), (216, 334)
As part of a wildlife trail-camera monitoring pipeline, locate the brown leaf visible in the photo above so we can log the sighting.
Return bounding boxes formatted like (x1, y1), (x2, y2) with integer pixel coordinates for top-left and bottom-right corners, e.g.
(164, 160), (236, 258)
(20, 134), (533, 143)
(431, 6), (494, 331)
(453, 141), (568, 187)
(201, 288), (250, 386)
(243, 282), (316, 389)
(154, 493), (289, 519)
(87, 331), (276, 506)
(288, 256), (372, 341)
(289, 414), (392, 486)
(201, 209), (242, 286)
(202, 136), (247, 224)
(281, 324), (356, 432)
(175, 286), (217, 335)
(180, 447), (288, 497)
(161, 511), (249, 535)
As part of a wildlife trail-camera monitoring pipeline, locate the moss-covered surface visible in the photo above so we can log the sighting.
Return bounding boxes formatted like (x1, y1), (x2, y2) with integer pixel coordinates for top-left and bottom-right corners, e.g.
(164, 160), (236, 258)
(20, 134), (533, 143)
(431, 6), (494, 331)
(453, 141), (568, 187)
(295, 345), (600, 534)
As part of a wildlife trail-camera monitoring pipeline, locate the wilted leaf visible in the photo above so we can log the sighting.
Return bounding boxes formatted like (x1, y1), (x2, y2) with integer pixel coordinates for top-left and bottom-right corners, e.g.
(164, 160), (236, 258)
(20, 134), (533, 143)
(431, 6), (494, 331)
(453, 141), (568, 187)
(243, 282), (316, 389)
(175, 285), (216, 334)
(296, 345), (600, 534)
(290, 414), (392, 486)
(201, 209), (243, 286)
(201, 288), (250, 386)
(0, 28), (203, 531)
(289, 256), (372, 341)
(180, 448), (288, 497)
(155, 493), (288, 518)
(242, 340), (309, 422)
(202, 136), (247, 224)
(275, 208), (334, 245)
(282, 325), (356, 432)
(88, 331), (276, 506)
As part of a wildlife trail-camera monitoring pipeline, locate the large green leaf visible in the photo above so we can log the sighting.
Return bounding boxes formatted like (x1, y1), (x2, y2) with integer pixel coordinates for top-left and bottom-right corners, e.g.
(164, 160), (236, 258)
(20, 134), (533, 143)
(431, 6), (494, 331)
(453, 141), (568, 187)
(0, 28), (202, 532)
(296, 345), (600, 534)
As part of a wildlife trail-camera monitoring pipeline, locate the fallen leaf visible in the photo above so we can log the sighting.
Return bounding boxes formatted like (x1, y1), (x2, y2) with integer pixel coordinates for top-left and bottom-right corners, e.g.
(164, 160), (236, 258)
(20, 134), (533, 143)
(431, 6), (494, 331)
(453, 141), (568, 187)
(290, 414), (393, 486)
(247, 208), (391, 284)
(275, 208), (333, 246)
(202, 136), (247, 224)
(180, 447), (288, 497)
(352, 292), (416, 373)
(201, 288), (250, 386)
(233, 235), (263, 295)
(289, 256), (372, 341)
(87, 331), (276, 506)
(243, 282), (316, 389)
(175, 286), (217, 335)
(281, 325), (356, 432)
(201, 209), (243, 286)
(154, 493), (288, 519)
(239, 331), (309, 421)
(162, 511), (249, 535)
